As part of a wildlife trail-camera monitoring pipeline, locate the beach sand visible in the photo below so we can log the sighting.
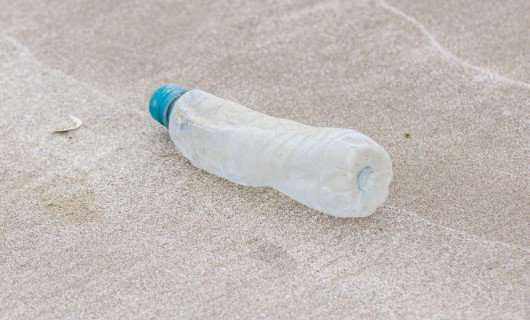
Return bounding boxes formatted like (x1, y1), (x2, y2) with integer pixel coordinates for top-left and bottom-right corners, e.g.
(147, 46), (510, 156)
(1, 0), (529, 318)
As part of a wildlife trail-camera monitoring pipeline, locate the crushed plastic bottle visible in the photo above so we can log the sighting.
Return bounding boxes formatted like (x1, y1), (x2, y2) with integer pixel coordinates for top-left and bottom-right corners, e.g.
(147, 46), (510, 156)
(149, 84), (393, 217)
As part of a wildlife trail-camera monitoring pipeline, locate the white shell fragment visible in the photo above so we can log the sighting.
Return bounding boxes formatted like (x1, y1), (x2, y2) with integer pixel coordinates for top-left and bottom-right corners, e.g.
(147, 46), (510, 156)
(53, 115), (83, 133)
(168, 90), (393, 217)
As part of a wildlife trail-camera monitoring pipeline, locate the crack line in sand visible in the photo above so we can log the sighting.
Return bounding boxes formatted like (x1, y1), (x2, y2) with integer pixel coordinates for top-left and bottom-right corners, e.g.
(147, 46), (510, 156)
(386, 205), (530, 254)
(376, 0), (530, 89)
(0, 32), (117, 103)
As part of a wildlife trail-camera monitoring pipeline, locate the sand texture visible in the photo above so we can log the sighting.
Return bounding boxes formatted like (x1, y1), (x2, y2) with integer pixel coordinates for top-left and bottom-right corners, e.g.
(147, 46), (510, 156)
(1, 0), (529, 318)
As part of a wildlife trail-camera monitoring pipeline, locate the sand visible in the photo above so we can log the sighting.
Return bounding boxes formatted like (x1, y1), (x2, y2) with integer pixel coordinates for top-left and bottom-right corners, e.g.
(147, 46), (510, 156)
(1, 0), (529, 318)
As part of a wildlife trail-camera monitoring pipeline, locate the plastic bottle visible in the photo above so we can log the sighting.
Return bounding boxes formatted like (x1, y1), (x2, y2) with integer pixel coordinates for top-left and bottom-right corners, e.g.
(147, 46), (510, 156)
(149, 84), (392, 217)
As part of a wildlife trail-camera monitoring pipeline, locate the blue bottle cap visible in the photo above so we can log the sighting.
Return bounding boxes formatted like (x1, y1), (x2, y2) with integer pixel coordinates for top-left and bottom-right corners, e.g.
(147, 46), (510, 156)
(149, 84), (187, 127)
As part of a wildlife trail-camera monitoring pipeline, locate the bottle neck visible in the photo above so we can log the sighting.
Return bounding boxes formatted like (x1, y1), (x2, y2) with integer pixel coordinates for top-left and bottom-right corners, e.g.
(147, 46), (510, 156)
(163, 100), (177, 127)
(149, 84), (188, 128)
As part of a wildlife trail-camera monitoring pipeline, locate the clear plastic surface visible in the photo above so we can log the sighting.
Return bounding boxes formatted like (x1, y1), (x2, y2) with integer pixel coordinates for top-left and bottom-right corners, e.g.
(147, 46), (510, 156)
(168, 89), (393, 217)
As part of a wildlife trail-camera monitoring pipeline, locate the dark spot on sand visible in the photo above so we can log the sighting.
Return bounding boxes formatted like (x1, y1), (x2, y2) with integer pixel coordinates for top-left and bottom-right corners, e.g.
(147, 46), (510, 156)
(247, 238), (297, 272)
(36, 178), (100, 224)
